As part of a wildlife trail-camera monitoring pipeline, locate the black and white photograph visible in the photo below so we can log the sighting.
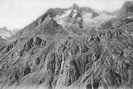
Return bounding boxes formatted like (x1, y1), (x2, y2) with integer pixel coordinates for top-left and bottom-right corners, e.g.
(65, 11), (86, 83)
(0, 0), (132, 89)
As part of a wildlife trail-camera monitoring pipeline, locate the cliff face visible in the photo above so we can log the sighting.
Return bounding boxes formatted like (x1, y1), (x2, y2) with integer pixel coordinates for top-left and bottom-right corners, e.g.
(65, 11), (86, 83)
(0, 2), (133, 89)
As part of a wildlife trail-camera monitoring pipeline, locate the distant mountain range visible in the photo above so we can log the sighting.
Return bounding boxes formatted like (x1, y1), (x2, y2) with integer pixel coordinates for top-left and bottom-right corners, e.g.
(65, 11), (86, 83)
(0, 1), (133, 89)
(0, 27), (18, 39)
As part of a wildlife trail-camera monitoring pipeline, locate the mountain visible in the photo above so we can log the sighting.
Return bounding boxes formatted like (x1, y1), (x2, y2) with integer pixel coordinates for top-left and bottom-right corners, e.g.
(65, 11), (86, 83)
(118, 1), (133, 19)
(54, 4), (115, 29)
(0, 27), (16, 39)
(0, 2), (133, 89)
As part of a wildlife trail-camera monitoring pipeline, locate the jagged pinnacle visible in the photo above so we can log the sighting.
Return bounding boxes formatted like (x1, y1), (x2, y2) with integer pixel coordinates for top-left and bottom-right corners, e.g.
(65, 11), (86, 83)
(69, 3), (80, 11)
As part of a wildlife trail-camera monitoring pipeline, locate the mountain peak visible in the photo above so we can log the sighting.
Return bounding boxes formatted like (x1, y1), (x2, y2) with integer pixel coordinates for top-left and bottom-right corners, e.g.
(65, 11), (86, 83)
(0, 2), (133, 89)
(71, 3), (80, 10)
(118, 1), (133, 18)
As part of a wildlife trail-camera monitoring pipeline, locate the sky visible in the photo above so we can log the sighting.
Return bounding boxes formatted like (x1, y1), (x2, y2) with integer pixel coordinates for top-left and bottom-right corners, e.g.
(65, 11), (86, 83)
(0, 0), (130, 30)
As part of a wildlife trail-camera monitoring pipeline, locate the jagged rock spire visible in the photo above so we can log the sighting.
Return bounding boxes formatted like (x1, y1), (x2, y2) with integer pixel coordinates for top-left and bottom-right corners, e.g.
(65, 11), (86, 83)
(69, 3), (81, 18)
(71, 3), (80, 11)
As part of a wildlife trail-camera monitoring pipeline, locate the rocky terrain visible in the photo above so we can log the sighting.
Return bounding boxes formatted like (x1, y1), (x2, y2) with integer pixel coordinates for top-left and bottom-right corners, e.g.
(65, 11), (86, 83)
(0, 1), (133, 89)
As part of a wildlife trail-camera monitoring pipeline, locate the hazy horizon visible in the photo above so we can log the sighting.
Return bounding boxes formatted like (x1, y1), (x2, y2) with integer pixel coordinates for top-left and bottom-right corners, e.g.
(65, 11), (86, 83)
(0, 0), (130, 30)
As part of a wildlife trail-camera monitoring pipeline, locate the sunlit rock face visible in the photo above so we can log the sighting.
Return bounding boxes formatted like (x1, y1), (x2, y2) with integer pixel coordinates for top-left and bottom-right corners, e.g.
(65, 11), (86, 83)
(54, 4), (116, 30)
(0, 1), (133, 89)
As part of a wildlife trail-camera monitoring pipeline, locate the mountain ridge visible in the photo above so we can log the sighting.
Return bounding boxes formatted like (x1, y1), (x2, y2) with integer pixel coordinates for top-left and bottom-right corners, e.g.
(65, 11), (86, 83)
(0, 1), (133, 89)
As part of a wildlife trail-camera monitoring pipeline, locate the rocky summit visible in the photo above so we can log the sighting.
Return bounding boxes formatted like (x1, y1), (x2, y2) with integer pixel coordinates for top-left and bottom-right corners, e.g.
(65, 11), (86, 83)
(0, 2), (133, 89)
